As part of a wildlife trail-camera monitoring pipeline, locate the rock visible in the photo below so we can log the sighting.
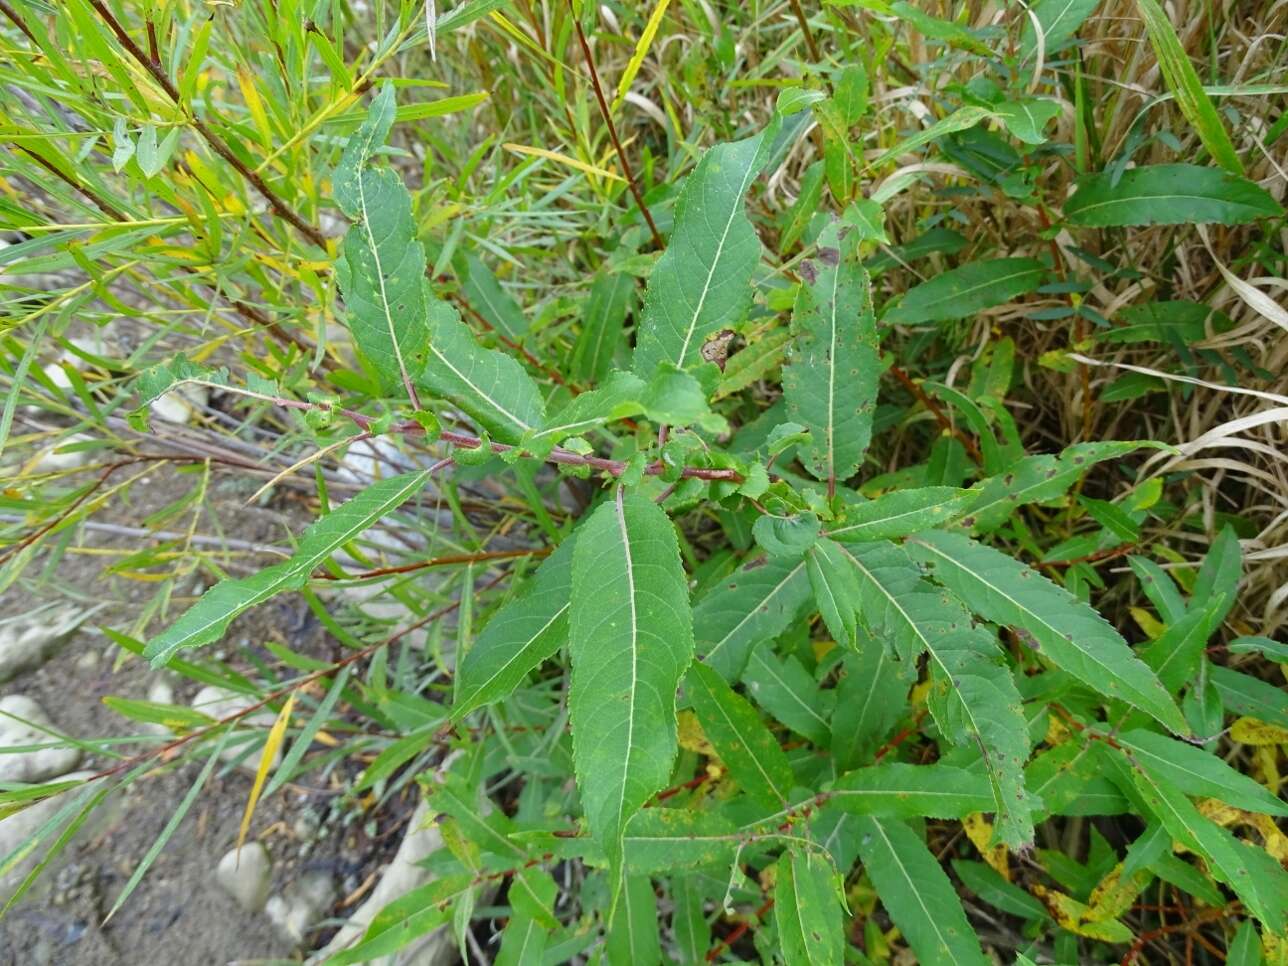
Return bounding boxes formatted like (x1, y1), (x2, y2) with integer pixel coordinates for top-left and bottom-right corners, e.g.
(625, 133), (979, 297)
(0, 695), (82, 784)
(0, 771), (94, 901)
(214, 843), (272, 912)
(149, 384), (207, 424)
(314, 799), (457, 966)
(28, 433), (95, 473)
(190, 686), (281, 771)
(0, 609), (83, 683)
(266, 870), (335, 943)
(292, 807), (321, 843)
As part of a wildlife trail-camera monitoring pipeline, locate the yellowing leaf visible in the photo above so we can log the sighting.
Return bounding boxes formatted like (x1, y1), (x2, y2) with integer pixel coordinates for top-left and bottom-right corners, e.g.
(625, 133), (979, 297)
(237, 691), (295, 853)
(1031, 884), (1133, 942)
(963, 814), (1009, 880)
(677, 709), (712, 756)
(502, 143), (624, 182)
(1086, 862), (1152, 924)
(1231, 716), (1288, 746)
(611, 0), (672, 113)
(1131, 607), (1165, 640)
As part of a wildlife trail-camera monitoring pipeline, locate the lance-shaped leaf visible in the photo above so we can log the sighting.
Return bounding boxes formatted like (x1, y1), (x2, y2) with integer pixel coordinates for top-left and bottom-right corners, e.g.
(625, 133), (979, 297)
(569, 490), (694, 877)
(806, 538), (862, 650)
(143, 470), (431, 666)
(843, 540), (1034, 847)
(830, 763), (994, 818)
(1064, 164), (1279, 227)
(775, 848), (844, 966)
(831, 636), (912, 770)
(632, 125), (777, 376)
(828, 487), (975, 543)
(452, 539), (574, 719)
(855, 816), (990, 966)
(1117, 729), (1288, 818)
(783, 222), (880, 485)
(686, 661), (793, 809)
(884, 257), (1045, 325)
(694, 555), (812, 681)
(418, 300), (546, 443)
(606, 877), (662, 966)
(333, 84), (429, 397)
(908, 530), (1188, 735)
(571, 272), (634, 383)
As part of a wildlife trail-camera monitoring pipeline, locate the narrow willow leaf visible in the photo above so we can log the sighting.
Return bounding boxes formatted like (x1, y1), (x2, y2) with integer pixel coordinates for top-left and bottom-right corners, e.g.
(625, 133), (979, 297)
(1117, 729), (1288, 818)
(884, 258), (1045, 325)
(1019, 0), (1099, 58)
(1211, 666), (1288, 730)
(783, 222), (879, 484)
(855, 816), (990, 966)
(129, 353), (230, 427)
(671, 877), (711, 964)
(237, 692), (295, 852)
(743, 646), (832, 746)
(694, 556), (811, 681)
(452, 539), (574, 719)
(333, 84), (429, 396)
(779, 160), (825, 254)
(1135, 0), (1243, 174)
(829, 487), (975, 542)
(571, 272), (634, 383)
(569, 490), (694, 876)
(831, 637), (912, 770)
(830, 763), (994, 818)
(1108, 749), (1288, 932)
(775, 848), (843, 966)
(622, 808), (740, 874)
(143, 470), (431, 666)
(958, 440), (1151, 533)
(456, 250), (527, 341)
(686, 662), (793, 809)
(1065, 165), (1280, 227)
(908, 530), (1188, 734)
(418, 300), (546, 443)
(632, 126), (777, 376)
(495, 912), (548, 966)
(806, 538), (862, 650)
(843, 541), (1034, 847)
(1139, 592), (1227, 693)
(606, 876), (662, 966)
(952, 859), (1049, 921)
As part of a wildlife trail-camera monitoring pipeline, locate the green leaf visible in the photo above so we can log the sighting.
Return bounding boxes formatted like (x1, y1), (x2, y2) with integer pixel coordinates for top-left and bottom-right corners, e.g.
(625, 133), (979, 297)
(775, 848), (844, 966)
(831, 636), (913, 770)
(452, 539), (574, 719)
(783, 222), (880, 485)
(829, 487), (975, 542)
(1019, 0), (1099, 58)
(884, 258), (1045, 325)
(632, 125), (777, 375)
(571, 272), (634, 383)
(671, 877), (711, 963)
(1211, 666), (1288, 730)
(842, 541), (1034, 847)
(807, 538), (862, 650)
(686, 661), (793, 809)
(143, 470), (431, 666)
(743, 646), (832, 746)
(606, 876), (662, 966)
(623, 808), (740, 874)
(995, 98), (1061, 144)
(569, 489), (694, 878)
(854, 816), (989, 966)
(952, 859), (1049, 921)
(418, 300), (546, 443)
(908, 530), (1188, 734)
(455, 251), (527, 342)
(333, 84), (430, 397)
(1135, 0), (1244, 174)
(753, 512), (821, 559)
(779, 160), (825, 254)
(693, 556), (812, 680)
(1139, 592), (1228, 693)
(1117, 729), (1288, 818)
(129, 354), (231, 428)
(1064, 165), (1280, 227)
(830, 763), (995, 817)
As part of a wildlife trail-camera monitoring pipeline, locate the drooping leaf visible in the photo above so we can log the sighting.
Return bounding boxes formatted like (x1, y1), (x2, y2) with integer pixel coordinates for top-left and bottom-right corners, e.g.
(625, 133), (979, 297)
(775, 847), (844, 966)
(855, 816), (990, 966)
(806, 538), (862, 650)
(418, 300), (546, 443)
(569, 490), (694, 877)
(143, 470), (432, 666)
(783, 222), (880, 485)
(605, 877), (662, 966)
(830, 763), (994, 818)
(571, 272), (634, 382)
(843, 540), (1035, 847)
(693, 556), (812, 680)
(632, 125), (778, 376)
(829, 487), (975, 542)
(686, 661), (793, 809)
(995, 98), (1061, 144)
(831, 635), (913, 770)
(1211, 666), (1288, 730)
(128, 354), (231, 429)
(1064, 165), (1280, 227)
(452, 539), (574, 719)
(333, 84), (430, 397)
(908, 530), (1188, 734)
(884, 258), (1045, 325)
